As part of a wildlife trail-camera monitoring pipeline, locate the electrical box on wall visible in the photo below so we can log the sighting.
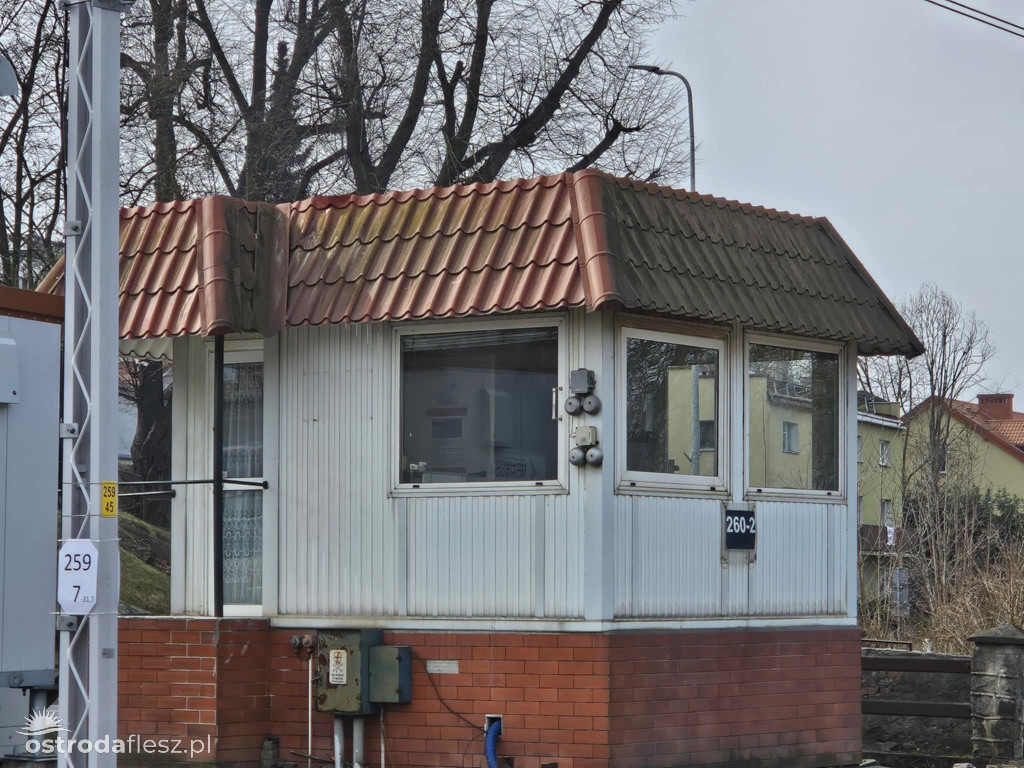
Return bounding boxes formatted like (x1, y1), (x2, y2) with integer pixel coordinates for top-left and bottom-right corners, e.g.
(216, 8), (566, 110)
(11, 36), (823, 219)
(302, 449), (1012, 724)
(315, 630), (382, 714)
(368, 645), (412, 704)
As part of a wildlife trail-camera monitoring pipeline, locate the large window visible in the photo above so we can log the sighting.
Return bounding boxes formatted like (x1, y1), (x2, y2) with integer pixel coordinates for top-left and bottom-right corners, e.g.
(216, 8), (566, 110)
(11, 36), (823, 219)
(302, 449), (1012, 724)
(621, 327), (724, 489)
(748, 341), (840, 493)
(399, 324), (559, 486)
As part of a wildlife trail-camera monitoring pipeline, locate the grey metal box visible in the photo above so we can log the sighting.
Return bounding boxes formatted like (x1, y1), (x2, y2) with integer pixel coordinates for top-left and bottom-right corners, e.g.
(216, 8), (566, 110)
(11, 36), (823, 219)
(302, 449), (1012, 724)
(0, 316), (59, 688)
(315, 629), (382, 714)
(368, 645), (411, 704)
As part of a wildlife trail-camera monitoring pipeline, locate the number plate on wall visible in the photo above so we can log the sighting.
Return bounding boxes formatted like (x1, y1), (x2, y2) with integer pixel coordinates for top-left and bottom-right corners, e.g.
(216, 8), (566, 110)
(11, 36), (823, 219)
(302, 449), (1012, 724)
(724, 508), (756, 550)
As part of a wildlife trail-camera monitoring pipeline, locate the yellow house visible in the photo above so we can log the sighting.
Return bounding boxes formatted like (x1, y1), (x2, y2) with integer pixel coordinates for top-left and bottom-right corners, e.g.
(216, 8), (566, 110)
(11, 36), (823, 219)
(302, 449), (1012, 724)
(856, 395), (905, 600)
(906, 393), (1024, 499)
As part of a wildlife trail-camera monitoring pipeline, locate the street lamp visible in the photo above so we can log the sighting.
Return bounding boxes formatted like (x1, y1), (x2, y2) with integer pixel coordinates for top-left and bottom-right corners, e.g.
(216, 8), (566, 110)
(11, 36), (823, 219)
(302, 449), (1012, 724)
(628, 64), (695, 192)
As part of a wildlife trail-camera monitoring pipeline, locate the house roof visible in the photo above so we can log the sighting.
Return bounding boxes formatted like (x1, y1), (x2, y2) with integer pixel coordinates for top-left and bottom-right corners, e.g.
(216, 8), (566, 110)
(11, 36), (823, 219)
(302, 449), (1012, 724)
(951, 399), (1024, 448)
(37, 169), (922, 356)
(910, 396), (1024, 465)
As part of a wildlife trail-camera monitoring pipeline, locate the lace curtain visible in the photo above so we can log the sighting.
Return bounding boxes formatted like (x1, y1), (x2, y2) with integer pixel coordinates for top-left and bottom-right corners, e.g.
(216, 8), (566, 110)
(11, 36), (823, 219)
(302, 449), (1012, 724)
(222, 362), (263, 605)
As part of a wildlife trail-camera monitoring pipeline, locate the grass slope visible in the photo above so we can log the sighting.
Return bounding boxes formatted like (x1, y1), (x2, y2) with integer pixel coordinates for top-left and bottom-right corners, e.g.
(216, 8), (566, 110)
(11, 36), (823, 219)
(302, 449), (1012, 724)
(118, 512), (171, 614)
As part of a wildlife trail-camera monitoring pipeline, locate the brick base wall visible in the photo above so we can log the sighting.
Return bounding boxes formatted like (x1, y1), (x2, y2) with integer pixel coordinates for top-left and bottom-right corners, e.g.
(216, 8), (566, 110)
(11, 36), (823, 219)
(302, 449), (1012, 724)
(117, 619), (860, 768)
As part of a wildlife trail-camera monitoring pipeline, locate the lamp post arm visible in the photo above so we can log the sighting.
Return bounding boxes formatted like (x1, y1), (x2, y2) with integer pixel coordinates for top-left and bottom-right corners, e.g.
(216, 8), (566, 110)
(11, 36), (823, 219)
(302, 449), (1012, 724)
(628, 64), (695, 192)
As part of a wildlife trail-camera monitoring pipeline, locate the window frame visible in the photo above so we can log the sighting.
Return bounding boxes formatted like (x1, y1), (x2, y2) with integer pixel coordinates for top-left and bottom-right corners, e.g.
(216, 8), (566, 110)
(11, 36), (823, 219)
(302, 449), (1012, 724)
(204, 339), (267, 618)
(744, 332), (846, 500)
(391, 314), (568, 497)
(881, 498), (895, 528)
(857, 434), (864, 463)
(616, 323), (729, 495)
(879, 439), (892, 467)
(782, 421), (800, 454)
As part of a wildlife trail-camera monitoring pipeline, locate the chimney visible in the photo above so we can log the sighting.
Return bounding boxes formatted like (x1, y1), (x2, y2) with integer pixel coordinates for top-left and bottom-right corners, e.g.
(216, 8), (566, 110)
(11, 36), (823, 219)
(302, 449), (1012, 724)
(977, 393), (1014, 421)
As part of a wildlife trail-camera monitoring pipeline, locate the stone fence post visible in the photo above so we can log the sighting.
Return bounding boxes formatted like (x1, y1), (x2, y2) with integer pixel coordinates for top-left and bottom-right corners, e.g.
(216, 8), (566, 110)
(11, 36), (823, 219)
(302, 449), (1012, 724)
(970, 623), (1024, 763)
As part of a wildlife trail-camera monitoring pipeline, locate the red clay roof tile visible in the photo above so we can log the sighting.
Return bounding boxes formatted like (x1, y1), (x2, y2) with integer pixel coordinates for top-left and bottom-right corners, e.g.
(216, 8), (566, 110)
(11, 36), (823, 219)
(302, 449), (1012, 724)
(37, 170), (921, 356)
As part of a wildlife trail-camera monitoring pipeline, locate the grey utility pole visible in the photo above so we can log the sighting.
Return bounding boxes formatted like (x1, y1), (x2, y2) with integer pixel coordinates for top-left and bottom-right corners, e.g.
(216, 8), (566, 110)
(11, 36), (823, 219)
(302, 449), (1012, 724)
(58, 0), (129, 765)
(628, 64), (696, 193)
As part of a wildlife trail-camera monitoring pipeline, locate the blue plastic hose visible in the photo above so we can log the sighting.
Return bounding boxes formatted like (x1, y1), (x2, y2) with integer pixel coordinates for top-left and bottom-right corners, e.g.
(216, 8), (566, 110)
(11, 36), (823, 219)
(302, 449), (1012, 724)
(484, 718), (502, 768)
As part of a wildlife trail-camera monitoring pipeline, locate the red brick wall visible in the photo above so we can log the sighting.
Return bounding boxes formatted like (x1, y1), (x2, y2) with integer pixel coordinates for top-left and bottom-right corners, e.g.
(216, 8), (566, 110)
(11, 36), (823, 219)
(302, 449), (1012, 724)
(608, 629), (862, 768)
(117, 619), (860, 768)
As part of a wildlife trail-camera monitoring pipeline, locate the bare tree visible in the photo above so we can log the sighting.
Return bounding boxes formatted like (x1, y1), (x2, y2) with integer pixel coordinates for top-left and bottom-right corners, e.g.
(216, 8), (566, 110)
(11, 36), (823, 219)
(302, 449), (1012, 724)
(0, 0), (65, 288)
(860, 281), (999, 627)
(115, 0), (687, 204)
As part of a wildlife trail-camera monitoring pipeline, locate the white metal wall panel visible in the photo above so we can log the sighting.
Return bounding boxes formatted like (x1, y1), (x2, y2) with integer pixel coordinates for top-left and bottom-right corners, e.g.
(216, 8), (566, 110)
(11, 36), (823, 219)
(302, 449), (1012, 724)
(747, 501), (848, 616)
(407, 495), (530, 617)
(614, 496), (850, 619)
(178, 314), (854, 624)
(183, 337), (211, 614)
(274, 323), (586, 619)
(277, 323), (398, 616)
(613, 495), (722, 618)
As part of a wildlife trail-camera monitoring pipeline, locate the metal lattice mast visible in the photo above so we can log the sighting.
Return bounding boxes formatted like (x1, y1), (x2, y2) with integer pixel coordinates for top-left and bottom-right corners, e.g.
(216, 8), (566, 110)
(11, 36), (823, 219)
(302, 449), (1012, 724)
(58, 0), (126, 765)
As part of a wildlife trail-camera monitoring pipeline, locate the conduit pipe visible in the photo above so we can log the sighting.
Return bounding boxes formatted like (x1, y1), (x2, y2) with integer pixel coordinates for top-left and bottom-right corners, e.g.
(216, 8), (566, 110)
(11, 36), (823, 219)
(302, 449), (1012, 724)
(352, 716), (365, 768)
(485, 719), (502, 768)
(307, 653), (313, 768)
(333, 715), (344, 768)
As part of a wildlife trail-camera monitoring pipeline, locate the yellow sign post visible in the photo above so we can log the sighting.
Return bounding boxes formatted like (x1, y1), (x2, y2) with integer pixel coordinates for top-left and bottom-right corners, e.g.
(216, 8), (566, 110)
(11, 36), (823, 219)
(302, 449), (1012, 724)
(100, 481), (117, 518)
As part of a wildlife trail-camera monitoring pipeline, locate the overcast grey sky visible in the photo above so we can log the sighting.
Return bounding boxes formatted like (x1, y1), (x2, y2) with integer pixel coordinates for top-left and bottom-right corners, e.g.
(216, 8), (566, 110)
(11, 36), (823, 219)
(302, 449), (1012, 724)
(650, 0), (1023, 401)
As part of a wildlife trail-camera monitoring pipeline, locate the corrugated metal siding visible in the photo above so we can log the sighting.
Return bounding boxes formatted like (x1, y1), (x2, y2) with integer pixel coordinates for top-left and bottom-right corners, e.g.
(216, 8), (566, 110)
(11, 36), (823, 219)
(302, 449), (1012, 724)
(183, 337), (211, 614)
(276, 323), (399, 616)
(746, 501), (849, 617)
(613, 495), (722, 618)
(275, 323), (586, 619)
(614, 496), (849, 619)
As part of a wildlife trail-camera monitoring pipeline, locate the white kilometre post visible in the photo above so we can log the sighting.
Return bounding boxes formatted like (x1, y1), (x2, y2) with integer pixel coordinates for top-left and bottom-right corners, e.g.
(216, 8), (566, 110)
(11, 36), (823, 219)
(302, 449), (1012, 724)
(58, 0), (128, 765)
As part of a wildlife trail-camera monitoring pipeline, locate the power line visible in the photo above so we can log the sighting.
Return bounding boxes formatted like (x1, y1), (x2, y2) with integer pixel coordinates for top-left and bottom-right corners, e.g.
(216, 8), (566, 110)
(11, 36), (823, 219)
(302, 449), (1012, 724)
(945, 0), (1024, 33)
(920, 0), (1024, 41)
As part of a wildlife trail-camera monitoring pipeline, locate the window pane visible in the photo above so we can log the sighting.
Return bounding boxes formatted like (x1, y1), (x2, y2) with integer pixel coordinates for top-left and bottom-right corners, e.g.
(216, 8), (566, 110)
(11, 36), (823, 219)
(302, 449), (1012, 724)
(626, 336), (720, 477)
(748, 343), (839, 491)
(223, 362), (263, 478)
(223, 490), (262, 605)
(401, 327), (558, 483)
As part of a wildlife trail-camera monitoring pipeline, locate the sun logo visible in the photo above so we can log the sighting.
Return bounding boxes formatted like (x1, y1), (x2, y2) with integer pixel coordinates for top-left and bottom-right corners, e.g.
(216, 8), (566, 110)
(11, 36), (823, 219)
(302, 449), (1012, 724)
(17, 709), (68, 737)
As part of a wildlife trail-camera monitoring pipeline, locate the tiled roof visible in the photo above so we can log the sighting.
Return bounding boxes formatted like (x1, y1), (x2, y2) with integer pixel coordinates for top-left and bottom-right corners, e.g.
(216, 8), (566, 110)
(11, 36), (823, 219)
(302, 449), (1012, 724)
(38, 170), (922, 356)
(39, 197), (287, 338)
(573, 172), (920, 355)
(283, 175), (584, 324)
(950, 399), (1024, 447)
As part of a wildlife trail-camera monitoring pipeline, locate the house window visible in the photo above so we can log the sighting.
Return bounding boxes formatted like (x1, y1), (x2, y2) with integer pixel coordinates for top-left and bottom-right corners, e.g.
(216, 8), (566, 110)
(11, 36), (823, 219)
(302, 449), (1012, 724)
(857, 435), (864, 463)
(221, 354), (264, 609)
(748, 340), (840, 493)
(879, 440), (892, 467)
(621, 326), (725, 489)
(399, 324), (559, 486)
(782, 421), (800, 454)
(881, 498), (895, 528)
